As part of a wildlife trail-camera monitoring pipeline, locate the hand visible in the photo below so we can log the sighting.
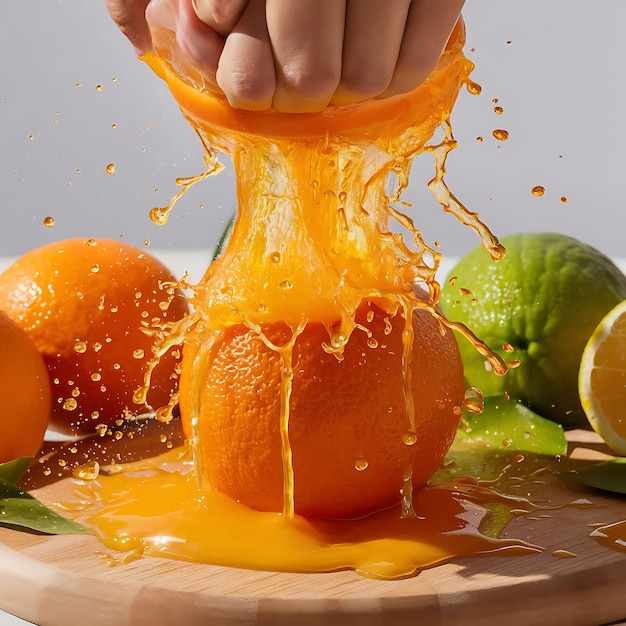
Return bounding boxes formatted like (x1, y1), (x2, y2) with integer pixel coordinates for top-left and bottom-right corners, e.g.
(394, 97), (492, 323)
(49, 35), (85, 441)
(105, 0), (465, 113)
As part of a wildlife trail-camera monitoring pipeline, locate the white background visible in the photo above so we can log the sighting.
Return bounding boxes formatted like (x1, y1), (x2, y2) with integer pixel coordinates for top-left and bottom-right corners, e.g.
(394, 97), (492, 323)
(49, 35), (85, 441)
(2, 1), (626, 264)
(2, 2), (626, 625)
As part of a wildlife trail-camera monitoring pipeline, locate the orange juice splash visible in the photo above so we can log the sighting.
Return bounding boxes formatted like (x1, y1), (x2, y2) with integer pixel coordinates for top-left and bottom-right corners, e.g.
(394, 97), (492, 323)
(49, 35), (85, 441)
(41, 18), (541, 578)
(141, 19), (507, 519)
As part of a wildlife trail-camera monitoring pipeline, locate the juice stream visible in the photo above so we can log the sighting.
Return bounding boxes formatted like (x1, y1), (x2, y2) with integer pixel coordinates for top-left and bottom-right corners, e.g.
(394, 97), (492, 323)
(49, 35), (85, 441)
(145, 17), (505, 502)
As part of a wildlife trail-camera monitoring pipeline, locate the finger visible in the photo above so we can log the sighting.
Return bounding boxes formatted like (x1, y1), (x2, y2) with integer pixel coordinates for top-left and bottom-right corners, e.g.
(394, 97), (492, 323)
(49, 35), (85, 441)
(104, 0), (153, 55)
(331, 0), (411, 106)
(175, 0), (226, 90)
(192, 0), (251, 37)
(265, 0), (346, 113)
(216, 0), (275, 110)
(381, 0), (465, 99)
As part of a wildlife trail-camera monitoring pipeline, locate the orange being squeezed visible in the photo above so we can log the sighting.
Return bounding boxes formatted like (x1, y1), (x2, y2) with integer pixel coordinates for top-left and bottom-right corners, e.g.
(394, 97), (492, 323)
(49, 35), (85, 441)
(42, 19), (532, 579)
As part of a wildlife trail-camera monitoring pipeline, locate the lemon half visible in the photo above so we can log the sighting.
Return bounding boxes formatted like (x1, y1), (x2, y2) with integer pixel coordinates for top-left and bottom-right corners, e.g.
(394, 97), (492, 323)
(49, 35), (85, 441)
(579, 299), (626, 455)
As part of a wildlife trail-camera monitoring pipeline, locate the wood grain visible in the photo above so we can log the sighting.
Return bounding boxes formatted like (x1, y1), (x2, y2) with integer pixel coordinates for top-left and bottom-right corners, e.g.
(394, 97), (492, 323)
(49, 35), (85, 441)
(1, 431), (625, 626)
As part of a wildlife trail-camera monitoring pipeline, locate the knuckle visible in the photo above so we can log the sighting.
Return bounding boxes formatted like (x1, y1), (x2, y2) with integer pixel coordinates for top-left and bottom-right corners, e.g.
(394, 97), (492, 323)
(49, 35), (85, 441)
(280, 62), (341, 101)
(398, 52), (440, 85)
(206, 1), (242, 26)
(220, 70), (275, 108)
(339, 67), (393, 101)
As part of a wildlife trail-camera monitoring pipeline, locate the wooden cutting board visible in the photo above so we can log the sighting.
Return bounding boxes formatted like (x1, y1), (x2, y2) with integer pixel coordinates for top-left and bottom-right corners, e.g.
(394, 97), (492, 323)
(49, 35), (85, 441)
(1, 431), (625, 626)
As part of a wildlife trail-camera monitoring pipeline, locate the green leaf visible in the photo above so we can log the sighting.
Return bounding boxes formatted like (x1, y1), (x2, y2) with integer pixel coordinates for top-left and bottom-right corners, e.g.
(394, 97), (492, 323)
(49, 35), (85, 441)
(561, 458), (626, 495)
(0, 464), (91, 536)
(453, 396), (568, 457)
(212, 216), (234, 261)
(0, 457), (31, 484)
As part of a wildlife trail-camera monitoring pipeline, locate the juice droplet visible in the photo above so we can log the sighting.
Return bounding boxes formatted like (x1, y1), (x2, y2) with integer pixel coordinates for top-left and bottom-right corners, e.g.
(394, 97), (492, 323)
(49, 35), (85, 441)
(28, 134), (35, 141)
(73, 461), (100, 481)
(133, 386), (148, 405)
(150, 207), (170, 226)
(502, 343), (515, 353)
(532, 186), (545, 197)
(466, 80), (482, 96)
(463, 387), (484, 414)
(366, 310), (375, 323)
(383, 317), (393, 336)
(494, 106), (504, 115)
(74, 341), (87, 354)
(492, 98), (499, 104)
(476, 136), (483, 143)
(402, 432), (417, 446)
(43, 216), (55, 227)
(63, 398), (78, 411)
(560, 196), (568, 203)
(278, 280), (293, 290)
(90, 264), (100, 274)
(270, 252), (281, 263)
(156, 405), (175, 423)
(354, 459), (369, 472)
(492, 129), (509, 141)
(367, 337), (379, 349)
(91, 373), (102, 382)
(133, 349), (145, 359)
(111, 123), (117, 130)
(106, 163), (116, 175)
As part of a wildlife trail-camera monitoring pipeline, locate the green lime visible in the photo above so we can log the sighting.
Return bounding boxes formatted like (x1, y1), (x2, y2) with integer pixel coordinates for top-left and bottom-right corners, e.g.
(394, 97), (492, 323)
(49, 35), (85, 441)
(439, 232), (626, 429)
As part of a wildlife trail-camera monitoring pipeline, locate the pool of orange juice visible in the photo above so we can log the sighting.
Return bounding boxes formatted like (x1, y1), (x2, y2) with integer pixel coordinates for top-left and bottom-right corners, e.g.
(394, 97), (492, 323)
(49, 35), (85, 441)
(56, 442), (546, 579)
(39, 19), (545, 579)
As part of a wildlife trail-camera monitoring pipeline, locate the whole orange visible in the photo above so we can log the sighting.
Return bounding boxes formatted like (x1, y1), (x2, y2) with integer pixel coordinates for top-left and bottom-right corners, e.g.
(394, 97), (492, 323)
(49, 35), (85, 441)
(0, 238), (188, 435)
(179, 294), (465, 519)
(0, 310), (51, 462)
